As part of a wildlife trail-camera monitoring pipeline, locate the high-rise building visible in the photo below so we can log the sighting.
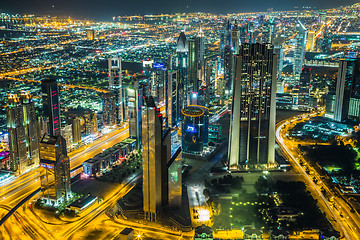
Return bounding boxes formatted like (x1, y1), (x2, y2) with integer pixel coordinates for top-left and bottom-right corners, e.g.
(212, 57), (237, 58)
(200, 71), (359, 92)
(6, 91), (39, 174)
(37, 116), (48, 138)
(102, 92), (117, 126)
(142, 96), (168, 221)
(168, 147), (182, 208)
(39, 134), (71, 206)
(61, 124), (73, 150)
(220, 21), (232, 71)
(187, 30), (205, 103)
(321, 29), (333, 53)
(41, 77), (61, 136)
(228, 43), (277, 169)
(181, 105), (209, 154)
(273, 35), (285, 92)
(231, 22), (240, 55)
(297, 67), (312, 107)
(72, 117), (81, 145)
(166, 70), (180, 128)
(84, 110), (98, 136)
(306, 31), (316, 52)
(333, 58), (360, 122)
(108, 57), (124, 125)
(293, 21), (307, 80)
(224, 45), (234, 97)
(128, 80), (143, 149)
(86, 29), (95, 40)
(175, 31), (188, 109)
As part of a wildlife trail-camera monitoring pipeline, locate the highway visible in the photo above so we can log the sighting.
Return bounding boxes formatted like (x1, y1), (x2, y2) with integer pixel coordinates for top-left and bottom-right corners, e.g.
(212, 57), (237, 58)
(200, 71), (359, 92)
(0, 125), (130, 239)
(276, 111), (360, 240)
(0, 125), (129, 208)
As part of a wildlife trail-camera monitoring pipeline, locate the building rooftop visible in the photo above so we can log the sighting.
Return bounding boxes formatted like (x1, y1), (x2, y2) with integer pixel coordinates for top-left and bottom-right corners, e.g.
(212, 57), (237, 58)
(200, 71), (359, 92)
(120, 228), (133, 235)
(176, 31), (188, 53)
(69, 195), (97, 211)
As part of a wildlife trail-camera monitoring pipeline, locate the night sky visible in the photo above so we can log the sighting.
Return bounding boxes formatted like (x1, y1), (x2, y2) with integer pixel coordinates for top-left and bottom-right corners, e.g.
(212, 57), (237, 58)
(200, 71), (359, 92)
(1, 0), (359, 20)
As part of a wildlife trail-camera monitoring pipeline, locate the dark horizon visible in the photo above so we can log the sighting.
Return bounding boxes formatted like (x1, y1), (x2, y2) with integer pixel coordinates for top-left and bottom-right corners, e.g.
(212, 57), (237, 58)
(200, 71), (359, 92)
(1, 0), (359, 21)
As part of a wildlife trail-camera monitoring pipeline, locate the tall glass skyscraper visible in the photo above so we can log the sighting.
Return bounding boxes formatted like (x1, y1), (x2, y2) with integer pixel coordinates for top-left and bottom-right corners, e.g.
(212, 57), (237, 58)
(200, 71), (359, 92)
(39, 134), (71, 206)
(187, 30), (205, 104)
(108, 57), (124, 125)
(128, 80), (143, 149)
(175, 31), (188, 109)
(334, 58), (360, 122)
(181, 105), (209, 154)
(41, 77), (61, 136)
(293, 21), (307, 80)
(142, 96), (166, 221)
(228, 43), (277, 169)
(6, 91), (39, 174)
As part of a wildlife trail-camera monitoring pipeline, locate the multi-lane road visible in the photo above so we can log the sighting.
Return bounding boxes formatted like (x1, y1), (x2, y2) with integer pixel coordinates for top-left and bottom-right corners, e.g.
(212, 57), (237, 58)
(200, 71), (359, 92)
(276, 112), (360, 240)
(0, 125), (129, 209)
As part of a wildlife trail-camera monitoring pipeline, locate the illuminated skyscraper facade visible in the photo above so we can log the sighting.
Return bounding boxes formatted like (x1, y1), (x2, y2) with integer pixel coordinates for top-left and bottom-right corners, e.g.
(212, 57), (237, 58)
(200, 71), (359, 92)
(224, 45), (234, 97)
(40, 134), (71, 206)
(41, 77), (61, 136)
(72, 117), (81, 145)
(293, 21), (307, 80)
(220, 21), (232, 71)
(297, 67), (312, 107)
(168, 148), (182, 208)
(108, 57), (124, 124)
(228, 43), (277, 169)
(231, 22), (240, 54)
(6, 92), (39, 174)
(175, 31), (188, 111)
(166, 70), (180, 128)
(128, 80), (143, 149)
(334, 58), (360, 122)
(181, 105), (209, 154)
(86, 29), (95, 40)
(102, 92), (117, 126)
(187, 31), (205, 103)
(142, 96), (167, 221)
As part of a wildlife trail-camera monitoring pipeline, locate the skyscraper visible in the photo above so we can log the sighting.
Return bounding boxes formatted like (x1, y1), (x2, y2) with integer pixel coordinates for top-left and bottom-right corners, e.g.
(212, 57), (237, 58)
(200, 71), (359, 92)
(175, 31), (188, 110)
(6, 91), (39, 174)
(41, 77), (61, 136)
(84, 110), (98, 136)
(306, 31), (316, 52)
(168, 147), (182, 208)
(128, 80), (143, 149)
(102, 92), (117, 126)
(273, 35), (285, 93)
(228, 43), (277, 169)
(298, 67), (312, 107)
(293, 21), (307, 80)
(181, 105), (209, 154)
(333, 58), (360, 122)
(224, 45), (234, 97)
(72, 117), (81, 145)
(187, 30), (205, 103)
(39, 134), (71, 206)
(86, 29), (95, 40)
(108, 57), (123, 125)
(220, 21), (232, 71)
(231, 22), (240, 54)
(166, 70), (179, 128)
(142, 96), (168, 221)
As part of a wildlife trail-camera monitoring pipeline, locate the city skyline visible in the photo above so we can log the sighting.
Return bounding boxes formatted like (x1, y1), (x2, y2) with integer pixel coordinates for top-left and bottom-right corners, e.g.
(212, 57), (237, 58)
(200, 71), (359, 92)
(1, 0), (359, 20)
(1, 1), (360, 239)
